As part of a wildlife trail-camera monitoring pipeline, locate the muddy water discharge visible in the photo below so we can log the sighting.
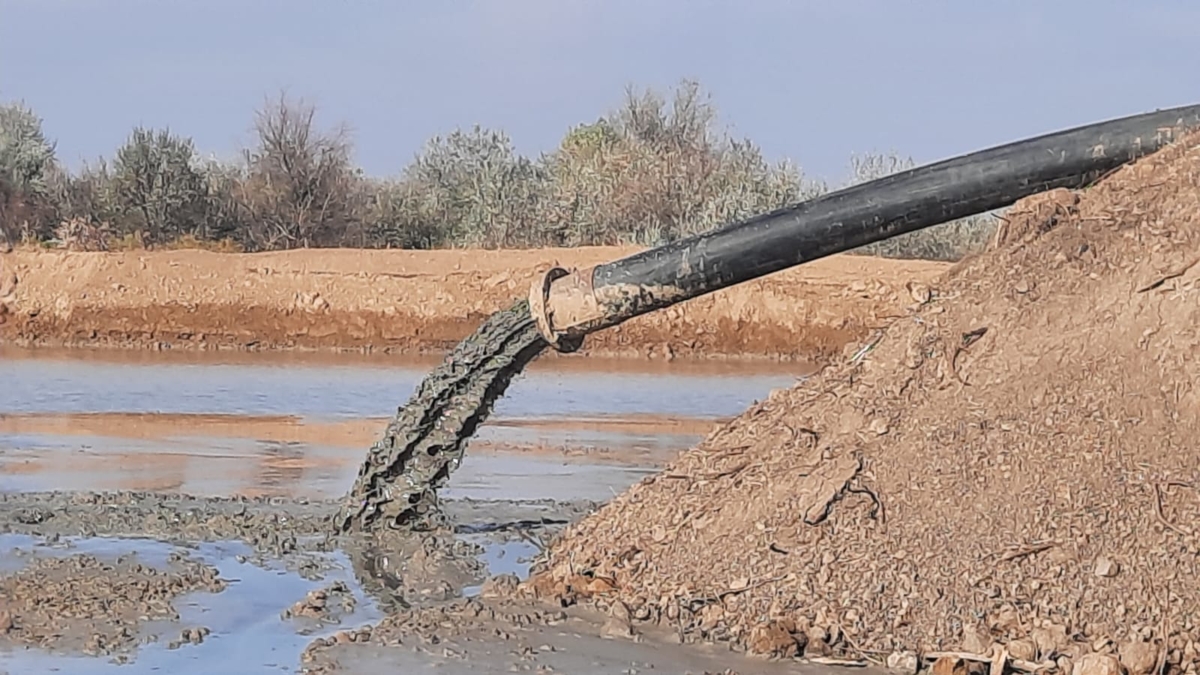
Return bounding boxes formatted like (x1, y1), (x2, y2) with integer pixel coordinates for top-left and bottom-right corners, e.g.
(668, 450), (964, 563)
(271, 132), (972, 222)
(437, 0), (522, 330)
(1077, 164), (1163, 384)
(335, 301), (548, 533)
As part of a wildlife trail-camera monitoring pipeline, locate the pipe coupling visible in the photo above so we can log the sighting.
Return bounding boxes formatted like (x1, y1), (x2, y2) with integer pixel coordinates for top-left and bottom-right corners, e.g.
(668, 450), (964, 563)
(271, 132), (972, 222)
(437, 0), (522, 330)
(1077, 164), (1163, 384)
(529, 266), (585, 353)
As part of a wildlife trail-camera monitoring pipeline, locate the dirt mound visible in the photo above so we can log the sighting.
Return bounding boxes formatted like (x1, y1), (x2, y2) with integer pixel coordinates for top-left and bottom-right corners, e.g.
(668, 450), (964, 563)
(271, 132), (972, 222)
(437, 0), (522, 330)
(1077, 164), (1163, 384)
(0, 246), (945, 360)
(532, 135), (1200, 673)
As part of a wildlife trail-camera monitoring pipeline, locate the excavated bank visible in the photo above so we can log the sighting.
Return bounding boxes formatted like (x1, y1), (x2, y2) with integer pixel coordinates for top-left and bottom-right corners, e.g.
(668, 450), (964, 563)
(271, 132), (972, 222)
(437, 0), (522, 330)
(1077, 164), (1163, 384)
(0, 247), (944, 361)
(336, 300), (549, 533)
(533, 135), (1200, 673)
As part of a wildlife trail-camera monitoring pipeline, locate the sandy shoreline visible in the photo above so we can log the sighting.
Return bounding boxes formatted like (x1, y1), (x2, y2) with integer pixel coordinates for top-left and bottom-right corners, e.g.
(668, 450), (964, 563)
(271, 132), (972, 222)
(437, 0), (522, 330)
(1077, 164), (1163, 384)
(0, 246), (948, 360)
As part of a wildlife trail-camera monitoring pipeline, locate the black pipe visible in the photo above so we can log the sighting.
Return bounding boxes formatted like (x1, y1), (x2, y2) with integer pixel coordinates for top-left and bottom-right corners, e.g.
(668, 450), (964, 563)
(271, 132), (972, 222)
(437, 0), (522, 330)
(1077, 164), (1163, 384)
(533, 103), (1200, 350)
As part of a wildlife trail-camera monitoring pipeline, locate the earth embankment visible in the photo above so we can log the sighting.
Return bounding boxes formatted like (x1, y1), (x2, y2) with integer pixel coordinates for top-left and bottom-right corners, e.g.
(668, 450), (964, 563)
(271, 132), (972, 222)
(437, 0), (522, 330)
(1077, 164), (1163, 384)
(0, 246), (948, 359)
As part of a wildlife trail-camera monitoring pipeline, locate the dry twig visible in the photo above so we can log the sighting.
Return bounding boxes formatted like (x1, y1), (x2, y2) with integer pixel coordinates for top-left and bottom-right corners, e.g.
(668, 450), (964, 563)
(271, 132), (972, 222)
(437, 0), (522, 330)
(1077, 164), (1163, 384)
(924, 650), (1051, 673)
(807, 656), (868, 668)
(1136, 257), (1200, 292)
(1153, 481), (1195, 537)
(684, 575), (786, 611)
(996, 541), (1056, 563)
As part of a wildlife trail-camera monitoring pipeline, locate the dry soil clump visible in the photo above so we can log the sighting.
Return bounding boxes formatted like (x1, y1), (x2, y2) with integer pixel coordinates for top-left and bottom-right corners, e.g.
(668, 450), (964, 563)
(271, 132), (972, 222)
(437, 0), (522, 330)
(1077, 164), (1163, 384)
(534, 135), (1200, 674)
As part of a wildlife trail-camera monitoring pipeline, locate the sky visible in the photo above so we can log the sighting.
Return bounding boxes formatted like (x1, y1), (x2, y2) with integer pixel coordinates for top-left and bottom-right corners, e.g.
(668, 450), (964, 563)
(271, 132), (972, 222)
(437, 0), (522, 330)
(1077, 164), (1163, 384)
(1, 1), (1198, 184)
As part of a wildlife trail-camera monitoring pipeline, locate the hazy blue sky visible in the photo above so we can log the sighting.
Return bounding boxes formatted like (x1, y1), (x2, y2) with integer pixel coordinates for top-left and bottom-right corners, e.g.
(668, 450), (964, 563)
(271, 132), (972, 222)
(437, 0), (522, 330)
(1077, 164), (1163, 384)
(2, 1), (1197, 183)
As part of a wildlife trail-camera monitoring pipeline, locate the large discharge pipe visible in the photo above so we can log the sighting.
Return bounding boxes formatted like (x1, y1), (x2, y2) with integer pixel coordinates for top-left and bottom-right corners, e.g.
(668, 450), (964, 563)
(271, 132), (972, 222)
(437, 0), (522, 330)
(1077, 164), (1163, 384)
(530, 103), (1200, 353)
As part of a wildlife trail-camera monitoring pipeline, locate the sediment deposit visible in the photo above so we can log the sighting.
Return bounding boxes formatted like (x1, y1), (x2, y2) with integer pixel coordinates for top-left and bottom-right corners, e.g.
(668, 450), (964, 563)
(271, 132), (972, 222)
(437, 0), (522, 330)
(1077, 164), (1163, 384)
(533, 134), (1200, 674)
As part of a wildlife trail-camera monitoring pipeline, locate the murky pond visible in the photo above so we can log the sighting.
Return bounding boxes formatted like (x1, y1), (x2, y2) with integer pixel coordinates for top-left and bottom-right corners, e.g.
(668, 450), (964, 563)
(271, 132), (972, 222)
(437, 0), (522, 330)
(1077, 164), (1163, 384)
(0, 346), (807, 500)
(0, 346), (811, 673)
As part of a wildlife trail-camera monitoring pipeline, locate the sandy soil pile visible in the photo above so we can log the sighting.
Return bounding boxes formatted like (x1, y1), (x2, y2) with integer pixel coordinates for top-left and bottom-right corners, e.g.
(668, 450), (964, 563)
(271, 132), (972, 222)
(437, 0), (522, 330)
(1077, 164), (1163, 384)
(0, 246), (944, 360)
(532, 136), (1200, 674)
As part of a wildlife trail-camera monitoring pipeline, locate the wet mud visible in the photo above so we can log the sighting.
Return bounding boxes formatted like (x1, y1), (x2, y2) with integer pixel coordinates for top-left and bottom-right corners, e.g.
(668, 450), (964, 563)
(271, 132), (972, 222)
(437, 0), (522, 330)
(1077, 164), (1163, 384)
(0, 489), (824, 672)
(337, 300), (549, 533)
(299, 595), (835, 675)
(0, 545), (224, 658)
(0, 490), (595, 670)
(0, 300), (840, 673)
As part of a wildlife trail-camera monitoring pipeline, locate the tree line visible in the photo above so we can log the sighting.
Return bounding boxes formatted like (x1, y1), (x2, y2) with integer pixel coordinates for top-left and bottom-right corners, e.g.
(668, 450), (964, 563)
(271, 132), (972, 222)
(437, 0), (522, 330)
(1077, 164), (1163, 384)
(0, 80), (994, 260)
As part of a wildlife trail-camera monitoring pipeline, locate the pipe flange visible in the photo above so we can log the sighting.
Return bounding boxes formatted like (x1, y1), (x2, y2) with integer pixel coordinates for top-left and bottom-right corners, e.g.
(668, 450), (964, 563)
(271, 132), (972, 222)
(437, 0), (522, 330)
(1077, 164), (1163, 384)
(530, 266), (583, 354)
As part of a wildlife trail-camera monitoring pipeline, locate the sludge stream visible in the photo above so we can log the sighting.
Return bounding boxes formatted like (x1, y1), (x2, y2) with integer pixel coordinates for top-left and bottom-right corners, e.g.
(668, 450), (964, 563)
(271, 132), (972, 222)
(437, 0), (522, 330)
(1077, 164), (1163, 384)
(0, 339), (807, 673)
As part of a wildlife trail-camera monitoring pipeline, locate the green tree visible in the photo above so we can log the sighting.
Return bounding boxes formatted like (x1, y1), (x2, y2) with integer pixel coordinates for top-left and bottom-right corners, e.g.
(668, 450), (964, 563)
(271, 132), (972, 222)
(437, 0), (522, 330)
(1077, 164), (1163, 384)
(402, 126), (547, 248)
(110, 127), (208, 244)
(0, 101), (58, 243)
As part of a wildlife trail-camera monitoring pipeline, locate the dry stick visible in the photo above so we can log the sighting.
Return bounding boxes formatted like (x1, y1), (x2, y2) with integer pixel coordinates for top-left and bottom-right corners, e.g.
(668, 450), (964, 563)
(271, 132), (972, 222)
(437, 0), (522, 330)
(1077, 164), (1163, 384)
(684, 574), (787, 611)
(515, 528), (546, 551)
(835, 621), (886, 667)
(846, 481), (885, 524)
(808, 656), (869, 668)
(991, 647), (1011, 675)
(951, 327), (989, 385)
(1136, 256), (1200, 292)
(924, 651), (1052, 673)
(664, 461), (750, 482)
(997, 541), (1057, 563)
(1149, 576), (1170, 675)
(1152, 482), (1191, 537)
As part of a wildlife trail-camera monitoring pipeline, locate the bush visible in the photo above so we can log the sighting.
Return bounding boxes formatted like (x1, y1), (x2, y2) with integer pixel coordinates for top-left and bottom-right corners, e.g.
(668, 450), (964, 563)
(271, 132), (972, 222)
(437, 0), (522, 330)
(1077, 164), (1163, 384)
(361, 178), (445, 250)
(7, 81), (995, 262)
(539, 81), (821, 247)
(399, 126), (548, 248)
(196, 157), (250, 246)
(238, 94), (362, 250)
(110, 127), (209, 245)
(0, 101), (59, 243)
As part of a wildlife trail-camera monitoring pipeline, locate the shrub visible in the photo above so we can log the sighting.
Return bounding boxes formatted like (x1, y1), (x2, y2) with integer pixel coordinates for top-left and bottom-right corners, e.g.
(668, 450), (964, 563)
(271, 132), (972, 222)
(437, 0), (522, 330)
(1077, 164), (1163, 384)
(0, 101), (59, 243)
(360, 178), (446, 250)
(539, 80), (821, 247)
(239, 94), (362, 250)
(5, 81), (996, 262)
(396, 126), (548, 249)
(110, 127), (209, 245)
(196, 157), (250, 245)
(54, 217), (111, 252)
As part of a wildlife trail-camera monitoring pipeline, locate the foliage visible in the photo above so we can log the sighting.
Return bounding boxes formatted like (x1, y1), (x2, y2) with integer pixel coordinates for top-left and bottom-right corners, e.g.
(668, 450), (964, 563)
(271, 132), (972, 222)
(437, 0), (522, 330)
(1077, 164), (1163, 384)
(399, 126), (548, 249)
(4, 82), (988, 261)
(238, 94), (361, 250)
(0, 101), (59, 243)
(539, 81), (820, 247)
(110, 127), (209, 244)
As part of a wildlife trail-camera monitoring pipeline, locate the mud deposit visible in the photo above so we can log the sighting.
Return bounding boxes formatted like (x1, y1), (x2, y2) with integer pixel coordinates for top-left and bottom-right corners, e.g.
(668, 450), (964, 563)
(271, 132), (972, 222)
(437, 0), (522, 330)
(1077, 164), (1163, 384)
(0, 277), (842, 672)
(0, 344), (813, 673)
(0, 542), (224, 657)
(337, 301), (548, 533)
(0, 491), (812, 674)
(0, 491), (570, 671)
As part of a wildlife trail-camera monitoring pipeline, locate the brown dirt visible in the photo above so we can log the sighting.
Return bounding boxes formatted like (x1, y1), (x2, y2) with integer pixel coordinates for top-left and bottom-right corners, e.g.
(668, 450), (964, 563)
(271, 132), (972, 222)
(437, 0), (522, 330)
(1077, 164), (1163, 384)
(0, 246), (946, 360)
(0, 549), (226, 657)
(299, 591), (821, 675)
(532, 136), (1200, 673)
